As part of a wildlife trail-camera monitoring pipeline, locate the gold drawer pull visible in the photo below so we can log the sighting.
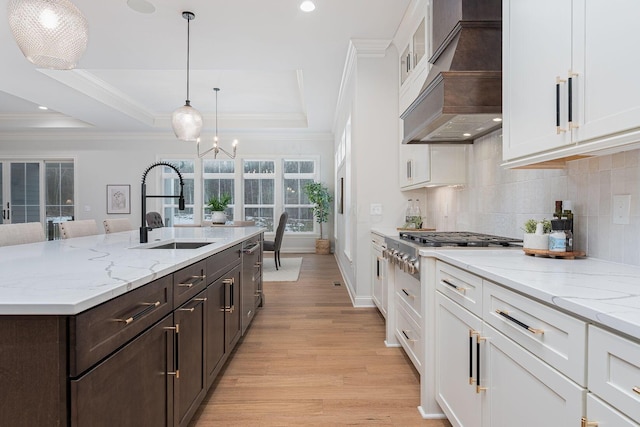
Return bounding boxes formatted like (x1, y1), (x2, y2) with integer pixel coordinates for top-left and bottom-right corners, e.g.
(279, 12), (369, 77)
(178, 274), (206, 287)
(401, 288), (415, 299)
(119, 301), (161, 325)
(441, 278), (467, 293)
(401, 330), (417, 343)
(496, 310), (544, 335)
(633, 386), (640, 395)
(178, 297), (208, 312)
(581, 417), (598, 427)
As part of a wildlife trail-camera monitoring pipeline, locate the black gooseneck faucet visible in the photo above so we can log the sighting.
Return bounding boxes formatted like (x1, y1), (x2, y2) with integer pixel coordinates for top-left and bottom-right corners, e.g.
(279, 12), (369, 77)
(140, 162), (186, 243)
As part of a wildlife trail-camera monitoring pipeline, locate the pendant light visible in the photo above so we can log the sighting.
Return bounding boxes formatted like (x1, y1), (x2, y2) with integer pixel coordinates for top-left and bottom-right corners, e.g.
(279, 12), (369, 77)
(7, 0), (89, 70)
(171, 11), (203, 142)
(197, 88), (238, 159)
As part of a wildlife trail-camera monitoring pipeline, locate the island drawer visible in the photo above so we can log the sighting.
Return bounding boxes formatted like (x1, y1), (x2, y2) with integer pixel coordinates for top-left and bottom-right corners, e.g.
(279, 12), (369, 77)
(588, 325), (640, 423)
(206, 243), (242, 283)
(483, 280), (587, 386)
(174, 260), (207, 306)
(436, 261), (483, 317)
(70, 275), (173, 376)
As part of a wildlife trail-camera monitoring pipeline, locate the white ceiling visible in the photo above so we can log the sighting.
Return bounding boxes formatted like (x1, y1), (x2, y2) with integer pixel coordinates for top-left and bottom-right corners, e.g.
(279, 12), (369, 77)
(0, 0), (411, 139)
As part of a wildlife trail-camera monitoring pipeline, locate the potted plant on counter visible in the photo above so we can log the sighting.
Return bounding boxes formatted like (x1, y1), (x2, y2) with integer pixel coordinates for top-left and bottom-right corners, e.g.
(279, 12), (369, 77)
(303, 181), (332, 254)
(206, 194), (231, 224)
(522, 218), (551, 250)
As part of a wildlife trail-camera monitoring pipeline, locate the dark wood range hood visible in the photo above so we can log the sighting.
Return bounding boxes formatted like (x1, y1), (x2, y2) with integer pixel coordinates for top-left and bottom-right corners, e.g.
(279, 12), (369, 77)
(401, 0), (502, 144)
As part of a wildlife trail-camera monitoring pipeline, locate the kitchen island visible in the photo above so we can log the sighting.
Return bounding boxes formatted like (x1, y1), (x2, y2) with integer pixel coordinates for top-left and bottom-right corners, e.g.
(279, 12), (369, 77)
(0, 226), (264, 427)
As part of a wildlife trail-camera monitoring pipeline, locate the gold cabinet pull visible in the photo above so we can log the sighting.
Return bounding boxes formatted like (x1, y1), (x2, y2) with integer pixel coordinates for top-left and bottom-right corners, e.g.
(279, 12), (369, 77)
(117, 301), (161, 325)
(401, 330), (417, 343)
(178, 274), (206, 287)
(633, 386), (640, 395)
(476, 333), (487, 393)
(496, 309), (544, 335)
(441, 279), (467, 293)
(581, 417), (598, 427)
(401, 288), (415, 299)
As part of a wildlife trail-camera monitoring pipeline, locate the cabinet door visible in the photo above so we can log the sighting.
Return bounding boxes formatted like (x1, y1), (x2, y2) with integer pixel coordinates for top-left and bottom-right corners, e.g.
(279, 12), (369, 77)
(502, 0), (573, 160)
(574, 0), (640, 144)
(225, 264), (242, 351)
(372, 247), (383, 314)
(435, 293), (483, 427)
(585, 393), (640, 427)
(174, 291), (207, 427)
(70, 315), (174, 427)
(206, 275), (227, 386)
(399, 144), (430, 189)
(400, 44), (411, 86)
(482, 324), (585, 427)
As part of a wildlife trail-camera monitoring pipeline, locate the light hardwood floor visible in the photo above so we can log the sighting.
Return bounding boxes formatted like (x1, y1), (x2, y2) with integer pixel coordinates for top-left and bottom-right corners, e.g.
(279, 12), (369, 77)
(190, 253), (451, 427)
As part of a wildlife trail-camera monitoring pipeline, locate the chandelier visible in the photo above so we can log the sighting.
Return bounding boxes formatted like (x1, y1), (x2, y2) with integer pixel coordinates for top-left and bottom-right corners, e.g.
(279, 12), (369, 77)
(7, 0), (89, 70)
(197, 88), (238, 159)
(171, 11), (203, 142)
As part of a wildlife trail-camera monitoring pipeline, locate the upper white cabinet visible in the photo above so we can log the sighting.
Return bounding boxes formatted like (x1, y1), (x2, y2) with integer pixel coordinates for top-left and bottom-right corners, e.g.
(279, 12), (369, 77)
(503, 0), (640, 167)
(397, 0), (431, 114)
(399, 143), (466, 190)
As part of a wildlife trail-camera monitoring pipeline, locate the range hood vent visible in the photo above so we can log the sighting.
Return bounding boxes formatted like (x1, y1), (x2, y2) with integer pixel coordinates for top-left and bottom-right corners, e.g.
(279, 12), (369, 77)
(401, 0), (502, 144)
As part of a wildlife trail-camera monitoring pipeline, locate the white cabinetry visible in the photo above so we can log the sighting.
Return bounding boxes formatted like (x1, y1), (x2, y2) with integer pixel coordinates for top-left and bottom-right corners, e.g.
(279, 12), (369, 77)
(587, 325), (640, 425)
(585, 393), (639, 427)
(503, 0), (640, 167)
(399, 144), (466, 190)
(371, 232), (387, 318)
(434, 261), (587, 427)
(394, 268), (423, 372)
(397, 0), (430, 114)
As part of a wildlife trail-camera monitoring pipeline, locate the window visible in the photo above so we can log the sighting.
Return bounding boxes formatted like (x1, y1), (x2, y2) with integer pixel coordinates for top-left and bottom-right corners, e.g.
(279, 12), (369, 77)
(45, 161), (74, 225)
(203, 159), (235, 221)
(243, 160), (275, 231)
(283, 160), (315, 232)
(161, 160), (195, 226)
(9, 162), (40, 223)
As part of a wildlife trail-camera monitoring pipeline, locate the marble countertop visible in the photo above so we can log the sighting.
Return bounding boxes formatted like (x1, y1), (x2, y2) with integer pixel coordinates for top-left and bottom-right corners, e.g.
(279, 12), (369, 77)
(0, 226), (264, 316)
(425, 249), (640, 341)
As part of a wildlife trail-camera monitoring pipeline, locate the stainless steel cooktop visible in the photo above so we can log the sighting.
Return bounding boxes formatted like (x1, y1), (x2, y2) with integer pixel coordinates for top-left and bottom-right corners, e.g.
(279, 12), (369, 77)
(398, 231), (522, 248)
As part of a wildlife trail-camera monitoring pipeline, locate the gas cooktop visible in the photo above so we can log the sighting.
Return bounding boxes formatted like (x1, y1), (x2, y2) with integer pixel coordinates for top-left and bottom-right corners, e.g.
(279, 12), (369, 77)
(398, 231), (522, 247)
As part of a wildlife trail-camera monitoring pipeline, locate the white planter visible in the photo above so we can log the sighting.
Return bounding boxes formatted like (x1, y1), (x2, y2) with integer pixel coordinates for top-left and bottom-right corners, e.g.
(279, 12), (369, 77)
(523, 233), (549, 250)
(211, 211), (227, 224)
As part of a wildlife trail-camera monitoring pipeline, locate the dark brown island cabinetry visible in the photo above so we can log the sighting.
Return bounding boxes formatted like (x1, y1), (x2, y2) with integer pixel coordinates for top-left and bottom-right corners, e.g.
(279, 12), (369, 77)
(0, 235), (262, 427)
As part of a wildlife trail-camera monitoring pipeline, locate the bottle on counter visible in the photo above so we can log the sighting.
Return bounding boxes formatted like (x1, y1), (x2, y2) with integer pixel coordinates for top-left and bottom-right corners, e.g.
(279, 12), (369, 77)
(413, 199), (423, 229)
(549, 219), (566, 252)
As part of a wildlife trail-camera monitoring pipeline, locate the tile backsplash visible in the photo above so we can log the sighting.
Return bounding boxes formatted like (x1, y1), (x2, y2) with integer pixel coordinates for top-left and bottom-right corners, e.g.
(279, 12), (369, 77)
(424, 131), (640, 266)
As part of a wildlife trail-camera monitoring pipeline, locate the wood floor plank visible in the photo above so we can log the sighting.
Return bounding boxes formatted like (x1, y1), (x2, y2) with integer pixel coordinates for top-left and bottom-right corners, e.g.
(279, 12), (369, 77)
(189, 253), (451, 427)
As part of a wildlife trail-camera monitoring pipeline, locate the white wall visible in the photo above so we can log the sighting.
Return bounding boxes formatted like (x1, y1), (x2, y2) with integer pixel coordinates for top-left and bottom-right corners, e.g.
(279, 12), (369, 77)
(0, 132), (334, 251)
(423, 130), (640, 266)
(333, 41), (416, 306)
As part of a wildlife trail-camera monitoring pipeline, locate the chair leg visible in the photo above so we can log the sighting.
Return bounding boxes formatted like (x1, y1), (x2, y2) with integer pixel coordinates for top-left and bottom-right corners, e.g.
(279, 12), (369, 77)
(274, 251), (279, 270)
(277, 250), (281, 267)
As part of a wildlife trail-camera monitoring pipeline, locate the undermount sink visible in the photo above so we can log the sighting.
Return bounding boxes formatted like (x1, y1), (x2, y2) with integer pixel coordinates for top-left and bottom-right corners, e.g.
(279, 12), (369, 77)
(137, 241), (215, 250)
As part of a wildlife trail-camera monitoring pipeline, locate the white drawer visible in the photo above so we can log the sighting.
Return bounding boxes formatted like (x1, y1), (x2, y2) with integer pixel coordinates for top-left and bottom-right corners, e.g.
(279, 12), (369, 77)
(395, 270), (422, 321)
(483, 280), (587, 386)
(395, 302), (423, 373)
(588, 325), (640, 423)
(436, 260), (483, 317)
(586, 393), (640, 427)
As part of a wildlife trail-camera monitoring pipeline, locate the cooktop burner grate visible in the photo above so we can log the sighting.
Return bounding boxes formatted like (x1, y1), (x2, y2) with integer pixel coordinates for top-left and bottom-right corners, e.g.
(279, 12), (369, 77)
(399, 231), (522, 247)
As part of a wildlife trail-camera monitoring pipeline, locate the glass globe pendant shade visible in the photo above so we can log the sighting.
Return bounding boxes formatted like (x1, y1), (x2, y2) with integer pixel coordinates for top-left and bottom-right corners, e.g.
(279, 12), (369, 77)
(171, 101), (203, 142)
(7, 0), (89, 70)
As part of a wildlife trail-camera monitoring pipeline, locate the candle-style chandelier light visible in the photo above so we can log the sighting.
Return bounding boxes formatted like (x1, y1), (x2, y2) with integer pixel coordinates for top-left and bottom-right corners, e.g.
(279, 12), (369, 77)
(197, 88), (238, 159)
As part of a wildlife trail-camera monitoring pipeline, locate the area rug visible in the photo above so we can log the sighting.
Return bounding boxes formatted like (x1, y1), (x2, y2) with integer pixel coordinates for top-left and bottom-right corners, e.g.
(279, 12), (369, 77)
(263, 257), (302, 282)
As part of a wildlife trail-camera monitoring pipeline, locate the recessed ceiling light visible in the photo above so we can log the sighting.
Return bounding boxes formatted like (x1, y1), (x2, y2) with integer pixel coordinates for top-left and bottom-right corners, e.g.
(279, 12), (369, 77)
(493, 117), (502, 122)
(38, 106), (48, 110)
(300, 1), (316, 12)
(127, 0), (156, 14)
(463, 133), (471, 137)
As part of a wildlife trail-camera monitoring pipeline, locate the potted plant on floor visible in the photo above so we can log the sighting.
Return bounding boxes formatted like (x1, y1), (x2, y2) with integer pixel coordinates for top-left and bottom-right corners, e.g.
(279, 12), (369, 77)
(206, 194), (232, 224)
(303, 181), (332, 254)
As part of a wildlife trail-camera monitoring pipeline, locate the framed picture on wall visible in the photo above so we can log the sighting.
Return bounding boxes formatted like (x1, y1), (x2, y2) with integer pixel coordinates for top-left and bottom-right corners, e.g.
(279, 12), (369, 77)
(107, 185), (131, 214)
